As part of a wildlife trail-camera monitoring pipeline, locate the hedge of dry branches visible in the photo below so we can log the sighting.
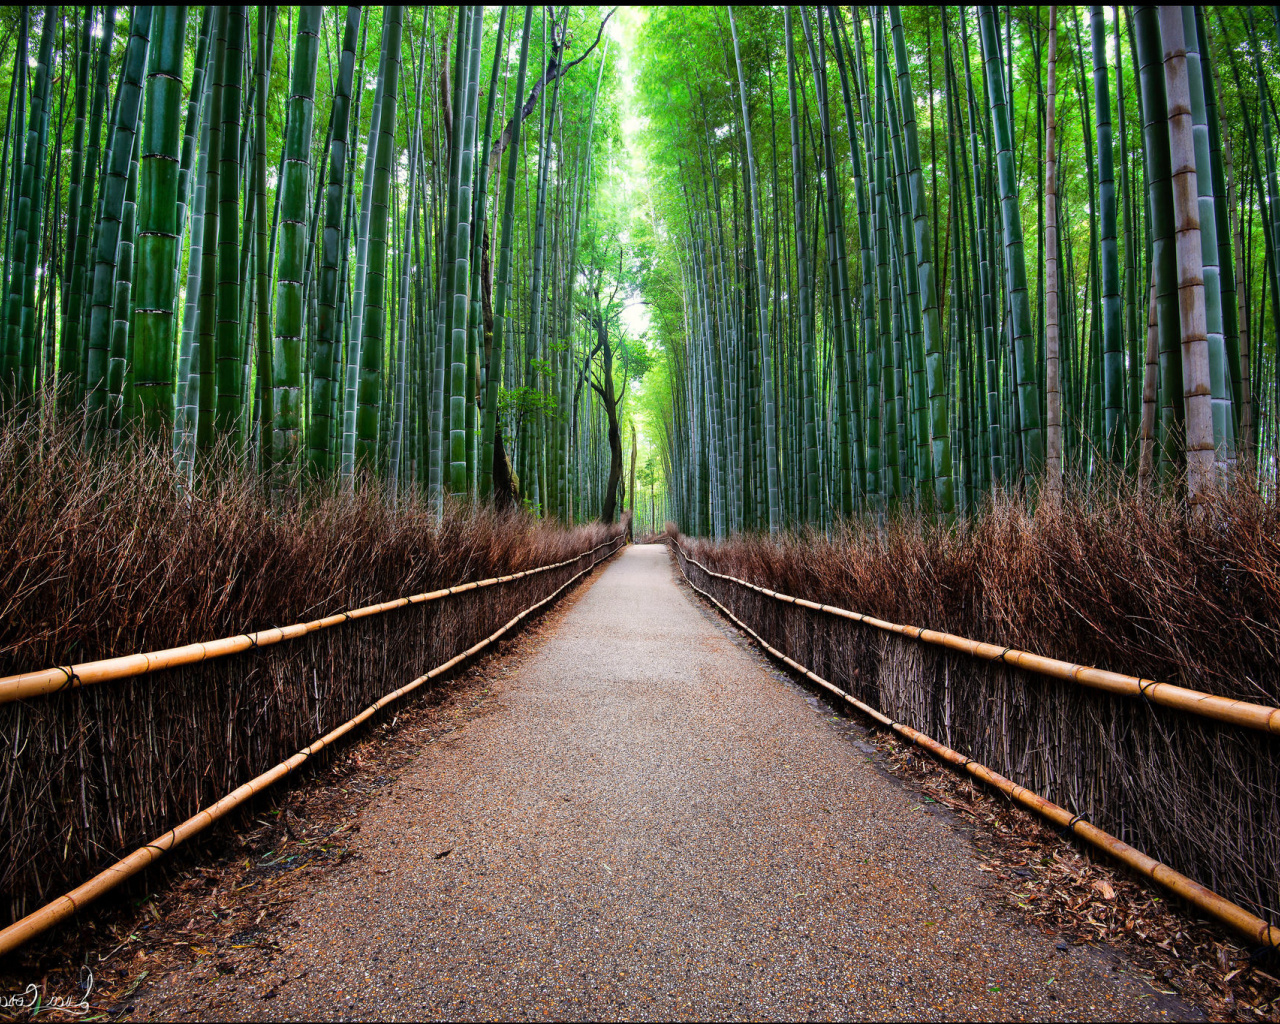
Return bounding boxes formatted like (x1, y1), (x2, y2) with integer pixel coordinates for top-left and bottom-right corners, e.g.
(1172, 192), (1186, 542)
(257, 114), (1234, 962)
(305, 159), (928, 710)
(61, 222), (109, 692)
(671, 487), (1280, 930)
(0, 420), (621, 923)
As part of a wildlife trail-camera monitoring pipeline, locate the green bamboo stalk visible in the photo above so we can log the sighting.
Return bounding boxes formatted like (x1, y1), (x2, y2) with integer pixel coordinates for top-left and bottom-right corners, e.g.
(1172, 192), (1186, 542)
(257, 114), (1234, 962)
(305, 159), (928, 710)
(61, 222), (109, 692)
(959, 12), (1002, 490)
(1045, 6), (1062, 500)
(252, 7), (276, 481)
(448, 6), (482, 494)
(270, 5), (322, 491)
(173, 10), (212, 465)
(978, 4), (1043, 480)
(213, 6), (246, 449)
(467, 6), (507, 498)
(131, 5), (188, 442)
(519, 10), (557, 510)
(342, 22), (385, 486)
(872, 10), (899, 504)
(1116, 4), (1140, 453)
(482, 7), (533, 500)
(57, 6), (93, 409)
(828, 5), (875, 506)
(1226, 138), (1252, 459)
(176, 63), (213, 480)
(3, 7), (56, 408)
(106, 134), (138, 434)
(306, 6), (360, 477)
(784, 8), (818, 524)
(176, 9), (213, 233)
(1, 12), (29, 401)
(70, 5), (116, 407)
(84, 6), (152, 438)
(195, 8), (225, 465)
(890, 6), (953, 513)
(355, 6), (404, 473)
(1090, 5), (1123, 463)
(390, 30), (427, 500)
(728, 5), (781, 531)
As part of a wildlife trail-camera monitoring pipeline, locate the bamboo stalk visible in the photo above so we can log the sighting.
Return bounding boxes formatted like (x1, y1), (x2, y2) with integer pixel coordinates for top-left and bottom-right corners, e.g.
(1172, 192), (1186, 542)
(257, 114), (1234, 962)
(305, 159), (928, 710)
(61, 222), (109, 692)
(672, 541), (1280, 950)
(0, 535), (625, 959)
(1045, 7), (1062, 501)
(1160, 6), (1215, 506)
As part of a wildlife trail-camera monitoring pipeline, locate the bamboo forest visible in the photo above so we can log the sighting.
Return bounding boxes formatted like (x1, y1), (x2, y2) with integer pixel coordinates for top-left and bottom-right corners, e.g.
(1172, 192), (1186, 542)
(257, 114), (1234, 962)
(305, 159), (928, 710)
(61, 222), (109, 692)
(3, 6), (1280, 1019)
(2, 5), (1280, 530)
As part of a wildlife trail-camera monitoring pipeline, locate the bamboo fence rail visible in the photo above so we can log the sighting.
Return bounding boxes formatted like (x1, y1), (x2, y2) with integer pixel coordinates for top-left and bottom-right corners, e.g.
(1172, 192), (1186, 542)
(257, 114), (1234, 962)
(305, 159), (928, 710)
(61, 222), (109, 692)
(673, 543), (1280, 734)
(0, 534), (625, 957)
(0, 537), (623, 704)
(670, 538), (1280, 950)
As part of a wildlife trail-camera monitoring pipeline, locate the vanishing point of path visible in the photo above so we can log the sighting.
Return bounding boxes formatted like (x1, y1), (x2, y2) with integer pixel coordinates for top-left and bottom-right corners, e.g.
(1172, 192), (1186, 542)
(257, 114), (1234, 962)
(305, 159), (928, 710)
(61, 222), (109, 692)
(137, 545), (1196, 1021)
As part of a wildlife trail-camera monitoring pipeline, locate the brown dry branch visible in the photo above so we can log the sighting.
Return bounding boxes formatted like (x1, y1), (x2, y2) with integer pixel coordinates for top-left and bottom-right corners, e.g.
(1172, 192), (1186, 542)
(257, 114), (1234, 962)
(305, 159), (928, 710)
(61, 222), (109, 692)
(0, 417), (620, 925)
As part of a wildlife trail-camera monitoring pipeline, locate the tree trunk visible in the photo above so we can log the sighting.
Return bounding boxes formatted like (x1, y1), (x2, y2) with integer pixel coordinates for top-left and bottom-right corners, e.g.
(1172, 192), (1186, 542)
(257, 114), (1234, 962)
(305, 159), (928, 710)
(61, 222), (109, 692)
(597, 325), (624, 525)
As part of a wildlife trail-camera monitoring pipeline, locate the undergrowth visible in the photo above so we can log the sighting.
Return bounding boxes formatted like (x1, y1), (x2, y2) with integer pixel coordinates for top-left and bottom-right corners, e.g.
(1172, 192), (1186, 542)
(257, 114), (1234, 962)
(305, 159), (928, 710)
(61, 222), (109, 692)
(0, 416), (619, 920)
(675, 482), (1280, 705)
(0, 416), (612, 676)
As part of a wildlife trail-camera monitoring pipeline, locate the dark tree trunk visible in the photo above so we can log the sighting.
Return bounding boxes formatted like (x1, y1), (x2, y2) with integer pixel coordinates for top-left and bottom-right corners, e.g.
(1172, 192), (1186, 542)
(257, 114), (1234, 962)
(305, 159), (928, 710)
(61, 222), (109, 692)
(590, 311), (625, 524)
(493, 421), (518, 511)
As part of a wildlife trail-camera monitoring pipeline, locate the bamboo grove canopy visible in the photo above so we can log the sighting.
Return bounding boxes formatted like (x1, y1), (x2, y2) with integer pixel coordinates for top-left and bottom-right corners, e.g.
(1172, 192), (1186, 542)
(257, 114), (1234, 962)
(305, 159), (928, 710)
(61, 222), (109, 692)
(0, 5), (646, 522)
(634, 6), (1280, 535)
(6, 6), (1280, 534)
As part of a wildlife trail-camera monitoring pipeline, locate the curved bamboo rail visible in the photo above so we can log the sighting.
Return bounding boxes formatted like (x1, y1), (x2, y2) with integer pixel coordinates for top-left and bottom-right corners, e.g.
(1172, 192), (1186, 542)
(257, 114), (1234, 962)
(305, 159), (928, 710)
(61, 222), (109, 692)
(673, 542), (1280, 735)
(671, 543), (1279, 950)
(0, 535), (625, 958)
(0, 537), (622, 705)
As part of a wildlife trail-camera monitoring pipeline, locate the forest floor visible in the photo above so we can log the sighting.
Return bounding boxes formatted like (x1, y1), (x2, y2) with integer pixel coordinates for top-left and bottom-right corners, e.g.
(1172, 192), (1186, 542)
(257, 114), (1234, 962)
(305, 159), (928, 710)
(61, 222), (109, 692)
(85, 543), (1216, 1022)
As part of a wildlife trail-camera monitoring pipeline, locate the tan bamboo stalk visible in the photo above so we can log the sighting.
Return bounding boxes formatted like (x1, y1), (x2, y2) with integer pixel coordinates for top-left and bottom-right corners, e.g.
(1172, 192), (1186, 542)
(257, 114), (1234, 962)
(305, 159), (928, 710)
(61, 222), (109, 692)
(1044, 7), (1062, 502)
(672, 541), (1280, 735)
(1159, 7), (1214, 507)
(1138, 281), (1160, 490)
(0, 538), (623, 704)
(0, 537), (624, 959)
(1226, 138), (1252, 458)
(671, 546), (1279, 950)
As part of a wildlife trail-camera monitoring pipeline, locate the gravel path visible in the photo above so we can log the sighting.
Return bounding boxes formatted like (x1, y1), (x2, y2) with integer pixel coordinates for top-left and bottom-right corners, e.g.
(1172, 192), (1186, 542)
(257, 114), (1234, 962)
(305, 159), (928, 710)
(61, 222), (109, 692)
(137, 544), (1196, 1021)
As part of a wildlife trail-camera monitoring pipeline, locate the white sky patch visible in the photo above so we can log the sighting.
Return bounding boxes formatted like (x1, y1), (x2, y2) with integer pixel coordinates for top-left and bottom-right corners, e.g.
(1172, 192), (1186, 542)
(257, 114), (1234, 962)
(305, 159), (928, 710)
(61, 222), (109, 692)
(620, 296), (650, 337)
(610, 8), (652, 344)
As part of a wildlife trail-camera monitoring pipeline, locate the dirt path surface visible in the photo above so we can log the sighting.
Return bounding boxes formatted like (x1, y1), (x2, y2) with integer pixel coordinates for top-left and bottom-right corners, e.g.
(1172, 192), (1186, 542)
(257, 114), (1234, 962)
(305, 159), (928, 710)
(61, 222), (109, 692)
(135, 544), (1197, 1021)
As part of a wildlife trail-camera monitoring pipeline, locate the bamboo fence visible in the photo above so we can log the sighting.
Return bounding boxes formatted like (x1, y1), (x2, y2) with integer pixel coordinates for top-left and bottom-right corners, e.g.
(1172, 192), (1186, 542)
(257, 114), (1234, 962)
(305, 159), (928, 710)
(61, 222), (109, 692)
(0, 538), (624, 703)
(0, 533), (624, 937)
(671, 538), (1280, 947)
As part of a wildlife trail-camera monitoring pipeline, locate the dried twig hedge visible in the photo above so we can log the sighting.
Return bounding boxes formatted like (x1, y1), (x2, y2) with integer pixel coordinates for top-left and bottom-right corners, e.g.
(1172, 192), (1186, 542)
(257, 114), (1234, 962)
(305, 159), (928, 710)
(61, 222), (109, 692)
(670, 488), (1280, 929)
(0, 420), (621, 923)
